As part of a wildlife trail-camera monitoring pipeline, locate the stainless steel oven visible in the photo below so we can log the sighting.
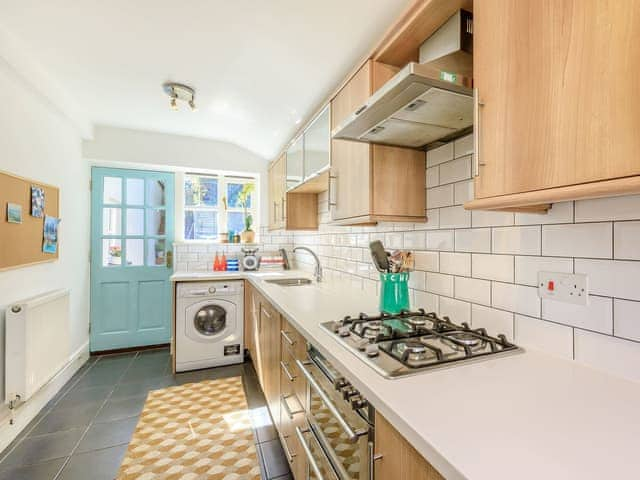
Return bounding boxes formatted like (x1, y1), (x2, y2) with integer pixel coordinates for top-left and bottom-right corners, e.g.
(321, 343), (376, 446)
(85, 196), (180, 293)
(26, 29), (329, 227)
(295, 347), (375, 480)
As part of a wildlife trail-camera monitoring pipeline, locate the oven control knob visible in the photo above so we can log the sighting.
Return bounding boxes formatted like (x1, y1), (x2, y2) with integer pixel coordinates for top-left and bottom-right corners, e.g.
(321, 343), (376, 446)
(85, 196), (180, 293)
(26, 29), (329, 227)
(350, 396), (368, 410)
(365, 344), (379, 357)
(342, 387), (358, 401)
(338, 326), (351, 337)
(334, 378), (349, 390)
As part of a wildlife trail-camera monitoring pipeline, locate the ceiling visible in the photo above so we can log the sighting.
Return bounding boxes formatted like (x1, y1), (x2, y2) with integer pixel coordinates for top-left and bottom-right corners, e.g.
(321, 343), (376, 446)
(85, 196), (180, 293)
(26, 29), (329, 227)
(0, 0), (411, 159)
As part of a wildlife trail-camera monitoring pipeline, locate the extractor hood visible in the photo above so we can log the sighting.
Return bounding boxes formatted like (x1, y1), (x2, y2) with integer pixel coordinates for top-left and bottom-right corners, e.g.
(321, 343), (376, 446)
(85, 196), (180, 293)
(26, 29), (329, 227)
(332, 62), (473, 149)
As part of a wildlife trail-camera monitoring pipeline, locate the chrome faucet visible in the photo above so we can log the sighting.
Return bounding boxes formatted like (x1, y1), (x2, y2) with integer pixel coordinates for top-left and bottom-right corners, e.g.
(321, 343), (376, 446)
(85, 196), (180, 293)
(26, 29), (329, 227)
(293, 246), (323, 282)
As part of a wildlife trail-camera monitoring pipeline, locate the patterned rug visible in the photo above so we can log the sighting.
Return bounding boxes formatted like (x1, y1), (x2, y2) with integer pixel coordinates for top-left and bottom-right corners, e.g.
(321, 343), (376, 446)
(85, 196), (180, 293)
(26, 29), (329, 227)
(117, 376), (261, 479)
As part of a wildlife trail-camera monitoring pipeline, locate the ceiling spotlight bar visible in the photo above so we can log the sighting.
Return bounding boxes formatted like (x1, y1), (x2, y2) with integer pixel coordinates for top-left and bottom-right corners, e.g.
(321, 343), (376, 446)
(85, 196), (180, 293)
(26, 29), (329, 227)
(162, 82), (197, 111)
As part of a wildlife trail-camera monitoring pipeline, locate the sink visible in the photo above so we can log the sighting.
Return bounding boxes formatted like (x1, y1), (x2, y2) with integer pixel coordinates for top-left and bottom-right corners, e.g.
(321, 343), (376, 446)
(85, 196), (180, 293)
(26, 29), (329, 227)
(265, 278), (313, 287)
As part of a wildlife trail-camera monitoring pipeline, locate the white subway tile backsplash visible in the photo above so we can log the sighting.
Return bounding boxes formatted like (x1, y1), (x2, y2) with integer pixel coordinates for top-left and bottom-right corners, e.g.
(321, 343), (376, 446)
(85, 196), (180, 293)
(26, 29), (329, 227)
(471, 210), (514, 228)
(575, 194), (640, 222)
(409, 270), (426, 290)
(417, 209), (440, 230)
(455, 276), (491, 306)
(455, 228), (491, 253)
(439, 155), (471, 184)
(426, 230), (454, 251)
(575, 259), (640, 301)
(439, 296), (471, 324)
(414, 290), (439, 313)
(453, 134), (474, 158)
(414, 251), (439, 272)
(384, 232), (403, 249)
(574, 329), (640, 383)
(439, 252), (471, 276)
(542, 296), (613, 334)
(472, 304), (514, 341)
(472, 254), (514, 282)
(514, 256), (573, 287)
(454, 180), (474, 205)
(515, 315), (574, 359)
(427, 184), (454, 208)
(614, 299), (640, 342)
(542, 223), (612, 258)
(493, 282), (540, 318)
(492, 226), (541, 256)
(515, 201), (574, 225)
(439, 205), (471, 229)
(425, 272), (454, 296)
(403, 231), (426, 250)
(614, 221), (640, 260)
(426, 143), (454, 167)
(426, 166), (439, 188)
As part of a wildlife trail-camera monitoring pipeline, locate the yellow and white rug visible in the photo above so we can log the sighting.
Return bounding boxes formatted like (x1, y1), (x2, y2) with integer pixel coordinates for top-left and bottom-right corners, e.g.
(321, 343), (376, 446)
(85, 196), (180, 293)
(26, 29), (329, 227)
(117, 376), (261, 479)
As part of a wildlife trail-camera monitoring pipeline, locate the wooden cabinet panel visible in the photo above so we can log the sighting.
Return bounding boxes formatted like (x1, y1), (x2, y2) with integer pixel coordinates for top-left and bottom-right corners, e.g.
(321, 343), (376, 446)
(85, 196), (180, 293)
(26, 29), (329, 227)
(474, 0), (640, 200)
(269, 154), (286, 230)
(258, 301), (281, 431)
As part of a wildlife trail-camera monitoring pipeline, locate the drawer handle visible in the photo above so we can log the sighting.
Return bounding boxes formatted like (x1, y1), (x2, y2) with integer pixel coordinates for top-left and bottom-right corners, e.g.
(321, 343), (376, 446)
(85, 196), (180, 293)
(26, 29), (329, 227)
(295, 426), (326, 480)
(261, 306), (272, 319)
(281, 330), (295, 346)
(281, 434), (296, 463)
(280, 361), (297, 382)
(281, 394), (304, 420)
(473, 87), (486, 177)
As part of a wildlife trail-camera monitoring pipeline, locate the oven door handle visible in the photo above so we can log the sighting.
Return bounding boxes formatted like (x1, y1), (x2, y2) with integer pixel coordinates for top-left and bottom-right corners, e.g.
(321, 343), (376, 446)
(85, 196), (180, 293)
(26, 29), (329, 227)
(296, 359), (368, 443)
(296, 426), (327, 480)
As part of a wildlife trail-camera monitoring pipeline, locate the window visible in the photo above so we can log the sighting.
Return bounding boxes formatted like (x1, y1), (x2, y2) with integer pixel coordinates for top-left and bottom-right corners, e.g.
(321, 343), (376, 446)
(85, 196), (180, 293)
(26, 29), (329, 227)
(183, 174), (257, 240)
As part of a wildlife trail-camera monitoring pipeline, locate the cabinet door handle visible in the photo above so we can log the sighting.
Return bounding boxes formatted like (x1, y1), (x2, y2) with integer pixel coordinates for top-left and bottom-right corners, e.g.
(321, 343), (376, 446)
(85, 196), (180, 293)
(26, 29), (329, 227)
(280, 360), (297, 382)
(273, 201), (278, 222)
(281, 330), (295, 347)
(281, 434), (296, 463)
(473, 88), (485, 177)
(280, 394), (304, 420)
(281, 196), (285, 219)
(261, 306), (272, 319)
(328, 172), (338, 207)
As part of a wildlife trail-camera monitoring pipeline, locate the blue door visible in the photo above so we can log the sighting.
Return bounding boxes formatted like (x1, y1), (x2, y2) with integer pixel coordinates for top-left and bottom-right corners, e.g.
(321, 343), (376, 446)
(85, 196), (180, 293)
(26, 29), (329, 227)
(90, 167), (175, 351)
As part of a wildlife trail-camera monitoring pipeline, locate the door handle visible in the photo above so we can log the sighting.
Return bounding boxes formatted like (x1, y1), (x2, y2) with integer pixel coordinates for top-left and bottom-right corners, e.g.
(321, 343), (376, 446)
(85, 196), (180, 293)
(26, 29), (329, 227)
(328, 172), (338, 207)
(166, 250), (173, 269)
(473, 88), (485, 177)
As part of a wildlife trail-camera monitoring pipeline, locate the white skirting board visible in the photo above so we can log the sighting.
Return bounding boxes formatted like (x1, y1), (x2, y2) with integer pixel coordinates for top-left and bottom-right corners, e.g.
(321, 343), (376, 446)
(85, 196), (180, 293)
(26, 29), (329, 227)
(0, 341), (89, 455)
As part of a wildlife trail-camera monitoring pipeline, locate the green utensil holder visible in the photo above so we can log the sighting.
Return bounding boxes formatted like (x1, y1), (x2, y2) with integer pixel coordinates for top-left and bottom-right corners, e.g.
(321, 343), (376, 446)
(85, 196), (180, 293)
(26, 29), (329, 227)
(379, 272), (410, 314)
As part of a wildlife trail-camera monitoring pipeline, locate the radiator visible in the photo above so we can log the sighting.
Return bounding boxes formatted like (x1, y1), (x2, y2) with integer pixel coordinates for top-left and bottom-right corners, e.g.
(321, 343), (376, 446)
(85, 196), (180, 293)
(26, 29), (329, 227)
(5, 289), (71, 406)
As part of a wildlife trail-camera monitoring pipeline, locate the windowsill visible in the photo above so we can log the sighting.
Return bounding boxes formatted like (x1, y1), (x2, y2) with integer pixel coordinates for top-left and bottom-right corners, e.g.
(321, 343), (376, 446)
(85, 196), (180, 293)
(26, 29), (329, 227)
(173, 240), (260, 246)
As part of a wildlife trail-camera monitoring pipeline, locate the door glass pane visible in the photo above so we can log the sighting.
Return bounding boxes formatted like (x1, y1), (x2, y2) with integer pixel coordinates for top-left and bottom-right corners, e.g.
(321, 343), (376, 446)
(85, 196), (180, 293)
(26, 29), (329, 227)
(102, 208), (121, 235)
(184, 210), (218, 240)
(146, 179), (166, 206)
(102, 239), (122, 267)
(126, 178), (144, 205)
(103, 177), (122, 204)
(147, 239), (166, 266)
(228, 212), (244, 234)
(147, 209), (166, 236)
(184, 175), (217, 207)
(126, 209), (144, 236)
(126, 239), (144, 266)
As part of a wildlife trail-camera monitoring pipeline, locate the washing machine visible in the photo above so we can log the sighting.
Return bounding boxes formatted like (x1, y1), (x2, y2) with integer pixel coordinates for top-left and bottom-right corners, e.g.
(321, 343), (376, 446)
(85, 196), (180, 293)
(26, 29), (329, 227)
(175, 281), (244, 372)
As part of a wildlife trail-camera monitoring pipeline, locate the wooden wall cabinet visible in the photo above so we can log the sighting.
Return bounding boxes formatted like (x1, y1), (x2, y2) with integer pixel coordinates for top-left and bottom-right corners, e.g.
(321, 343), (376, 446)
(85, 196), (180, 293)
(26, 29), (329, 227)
(268, 154), (286, 230)
(467, 0), (640, 211)
(330, 60), (427, 225)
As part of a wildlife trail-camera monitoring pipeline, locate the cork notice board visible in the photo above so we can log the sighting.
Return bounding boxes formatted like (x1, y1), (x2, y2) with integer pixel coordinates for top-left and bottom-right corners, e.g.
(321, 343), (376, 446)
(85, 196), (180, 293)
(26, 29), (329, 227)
(0, 170), (60, 271)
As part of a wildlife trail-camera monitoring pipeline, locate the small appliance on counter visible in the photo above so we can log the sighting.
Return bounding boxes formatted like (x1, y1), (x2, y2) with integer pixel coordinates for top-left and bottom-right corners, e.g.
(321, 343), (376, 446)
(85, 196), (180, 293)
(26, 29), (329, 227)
(241, 247), (259, 271)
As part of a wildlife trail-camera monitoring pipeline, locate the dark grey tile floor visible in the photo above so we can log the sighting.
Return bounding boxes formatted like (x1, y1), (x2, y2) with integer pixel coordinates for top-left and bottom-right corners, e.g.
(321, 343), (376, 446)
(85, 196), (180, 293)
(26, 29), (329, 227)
(0, 348), (291, 480)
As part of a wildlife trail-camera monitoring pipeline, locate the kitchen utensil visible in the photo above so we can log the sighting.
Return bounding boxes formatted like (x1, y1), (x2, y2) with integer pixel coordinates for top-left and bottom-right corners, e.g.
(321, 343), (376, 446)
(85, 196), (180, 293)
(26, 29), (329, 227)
(369, 241), (390, 272)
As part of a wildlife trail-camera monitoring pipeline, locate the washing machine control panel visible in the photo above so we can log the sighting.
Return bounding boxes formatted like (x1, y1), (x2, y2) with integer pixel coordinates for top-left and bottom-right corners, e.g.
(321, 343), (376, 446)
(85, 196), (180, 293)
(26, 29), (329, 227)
(178, 281), (244, 298)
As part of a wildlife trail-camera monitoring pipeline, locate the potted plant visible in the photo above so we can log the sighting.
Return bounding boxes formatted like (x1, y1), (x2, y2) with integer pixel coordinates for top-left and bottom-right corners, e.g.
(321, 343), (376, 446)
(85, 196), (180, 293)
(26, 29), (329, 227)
(238, 183), (255, 243)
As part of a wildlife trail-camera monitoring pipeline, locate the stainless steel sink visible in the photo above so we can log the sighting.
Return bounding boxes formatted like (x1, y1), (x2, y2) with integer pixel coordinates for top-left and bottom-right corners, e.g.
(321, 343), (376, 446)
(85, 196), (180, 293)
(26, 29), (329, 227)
(265, 278), (313, 287)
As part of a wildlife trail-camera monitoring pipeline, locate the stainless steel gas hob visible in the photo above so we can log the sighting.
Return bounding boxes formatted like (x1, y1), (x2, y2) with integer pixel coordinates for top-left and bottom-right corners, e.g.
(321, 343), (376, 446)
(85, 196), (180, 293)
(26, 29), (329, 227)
(322, 310), (522, 378)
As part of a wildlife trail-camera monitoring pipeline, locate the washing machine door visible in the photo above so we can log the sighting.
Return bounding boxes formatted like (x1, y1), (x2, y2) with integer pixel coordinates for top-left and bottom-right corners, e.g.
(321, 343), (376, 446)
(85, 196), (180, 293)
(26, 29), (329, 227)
(185, 298), (237, 342)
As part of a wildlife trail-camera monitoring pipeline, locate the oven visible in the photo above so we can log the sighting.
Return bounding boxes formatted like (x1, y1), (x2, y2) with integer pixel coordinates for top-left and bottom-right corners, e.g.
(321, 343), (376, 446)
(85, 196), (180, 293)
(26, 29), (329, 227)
(295, 347), (375, 480)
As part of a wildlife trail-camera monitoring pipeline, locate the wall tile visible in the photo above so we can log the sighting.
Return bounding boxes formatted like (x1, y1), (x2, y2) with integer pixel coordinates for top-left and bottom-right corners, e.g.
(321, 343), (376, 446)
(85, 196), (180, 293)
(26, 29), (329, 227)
(439, 296), (471, 324)
(426, 143), (454, 167)
(614, 299), (640, 342)
(439, 155), (471, 184)
(575, 259), (640, 301)
(427, 184), (454, 208)
(425, 272), (454, 296)
(542, 296), (613, 334)
(575, 194), (640, 222)
(542, 223), (612, 258)
(614, 221), (640, 260)
(514, 256), (573, 287)
(414, 209), (439, 230)
(426, 166), (439, 188)
(455, 276), (491, 306)
(493, 226), (541, 255)
(414, 290), (439, 313)
(403, 231), (426, 250)
(515, 201), (574, 225)
(414, 251), (439, 272)
(574, 329), (640, 382)
(439, 252), (471, 276)
(439, 205), (471, 229)
(472, 304), (514, 341)
(454, 180), (474, 205)
(471, 210), (514, 228)
(515, 315), (574, 359)
(492, 282), (541, 318)
(408, 270), (426, 291)
(426, 230), (454, 251)
(453, 134), (473, 158)
(472, 254), (514, 282)
(384, 232), (403, 249)
(455, 228), (491, 253)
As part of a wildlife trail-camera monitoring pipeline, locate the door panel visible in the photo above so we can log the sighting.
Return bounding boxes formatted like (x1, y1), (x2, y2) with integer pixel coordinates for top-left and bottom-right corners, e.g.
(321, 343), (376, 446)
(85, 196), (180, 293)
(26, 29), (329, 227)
(91, 167), (175, 351)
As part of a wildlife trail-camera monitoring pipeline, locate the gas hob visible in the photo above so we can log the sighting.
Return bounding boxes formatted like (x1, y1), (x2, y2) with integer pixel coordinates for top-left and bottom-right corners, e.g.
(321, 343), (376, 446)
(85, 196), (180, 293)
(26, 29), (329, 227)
(321, 310), (522, 378)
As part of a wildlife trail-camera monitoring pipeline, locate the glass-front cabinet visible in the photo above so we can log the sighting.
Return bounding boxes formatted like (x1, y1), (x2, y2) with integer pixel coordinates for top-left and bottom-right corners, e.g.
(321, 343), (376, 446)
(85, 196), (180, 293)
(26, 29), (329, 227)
(303, 105), (330, 181)
(286, 135), (304, 190)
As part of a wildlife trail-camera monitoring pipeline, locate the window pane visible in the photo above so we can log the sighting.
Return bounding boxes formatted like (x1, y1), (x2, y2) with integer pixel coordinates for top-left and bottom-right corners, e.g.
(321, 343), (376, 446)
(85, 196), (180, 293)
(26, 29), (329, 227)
(103, 177), (122, 204)
(146, 179), (166, 206)
(227, 212), (245, 235)
(147, 239), (166, 266)
(184, 175), (217, 207)
(184, 210), (218, 240)
(126, 239), (144, 266)
(126, 208), (144, 236)
(227, 182), (252, 208)
(102, 208), (121, 235)
(147, 209), (166, 236)
(102, 239), (122, 267)
(126, 178), (144, 205)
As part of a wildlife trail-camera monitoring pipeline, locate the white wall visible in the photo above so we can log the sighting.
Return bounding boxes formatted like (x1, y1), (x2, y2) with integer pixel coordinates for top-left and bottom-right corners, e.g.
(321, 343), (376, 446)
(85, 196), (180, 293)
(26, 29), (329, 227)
(0, 57), (90, 409)
(82, 125), (270, 234)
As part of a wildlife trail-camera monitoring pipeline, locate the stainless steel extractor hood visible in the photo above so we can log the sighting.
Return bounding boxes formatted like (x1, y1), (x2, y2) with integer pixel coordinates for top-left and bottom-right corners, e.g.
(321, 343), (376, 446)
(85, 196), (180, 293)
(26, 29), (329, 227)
(332, 62), (473, 149)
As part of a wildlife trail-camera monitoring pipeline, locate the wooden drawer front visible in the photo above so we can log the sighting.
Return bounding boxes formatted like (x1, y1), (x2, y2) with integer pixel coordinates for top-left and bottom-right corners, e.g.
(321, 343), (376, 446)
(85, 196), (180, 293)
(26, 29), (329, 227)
(281, 345), (306, 408)
(281, 318), (306, 358)
(279, 394), (307, 480)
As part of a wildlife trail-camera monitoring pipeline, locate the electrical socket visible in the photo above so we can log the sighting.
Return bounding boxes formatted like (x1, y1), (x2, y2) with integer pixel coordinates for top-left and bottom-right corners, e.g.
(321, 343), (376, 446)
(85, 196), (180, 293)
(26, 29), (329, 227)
(537, 271), (589, 305)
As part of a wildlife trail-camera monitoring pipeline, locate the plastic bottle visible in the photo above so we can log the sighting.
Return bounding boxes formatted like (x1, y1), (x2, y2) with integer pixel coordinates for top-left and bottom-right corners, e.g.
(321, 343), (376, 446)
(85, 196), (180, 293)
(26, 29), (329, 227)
(221, 252), (227, 271)
(213, 252), (221, 271)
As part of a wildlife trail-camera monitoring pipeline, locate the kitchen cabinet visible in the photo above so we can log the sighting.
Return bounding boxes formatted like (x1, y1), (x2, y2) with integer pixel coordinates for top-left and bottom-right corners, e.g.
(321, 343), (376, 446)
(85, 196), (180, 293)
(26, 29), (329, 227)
(375, 412), (444, 480)
(467, 0), (640, 211)
(303, 105), (330, 181)
(330, 59), (426, 225)
(286, 135), (304, 190)
(259, 300), (281, 432)
(268, 154), (286, 230)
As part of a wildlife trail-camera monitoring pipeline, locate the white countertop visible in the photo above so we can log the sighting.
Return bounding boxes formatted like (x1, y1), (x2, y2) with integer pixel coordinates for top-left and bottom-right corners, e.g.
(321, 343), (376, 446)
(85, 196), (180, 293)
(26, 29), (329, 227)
(173, 271), (640, 480)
